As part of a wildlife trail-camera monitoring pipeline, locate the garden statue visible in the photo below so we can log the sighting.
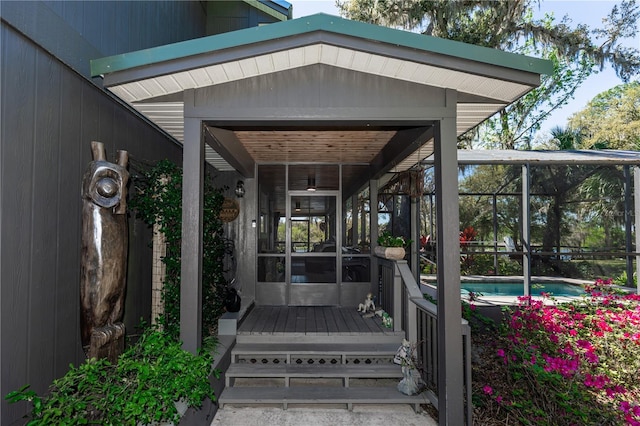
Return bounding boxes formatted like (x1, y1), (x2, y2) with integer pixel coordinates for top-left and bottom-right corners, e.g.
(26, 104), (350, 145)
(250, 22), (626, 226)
(357, 292), (375, 313)
(80, 141), (129, 362)
(394, 339), (426, 396)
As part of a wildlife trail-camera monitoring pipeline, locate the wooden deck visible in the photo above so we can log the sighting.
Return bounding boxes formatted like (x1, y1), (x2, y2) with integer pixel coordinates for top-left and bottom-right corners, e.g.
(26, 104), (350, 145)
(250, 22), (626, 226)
(238, 306), (399, 336)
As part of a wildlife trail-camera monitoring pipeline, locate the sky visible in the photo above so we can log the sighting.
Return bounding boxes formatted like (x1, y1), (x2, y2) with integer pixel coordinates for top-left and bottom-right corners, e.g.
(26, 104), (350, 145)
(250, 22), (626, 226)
(289, 0), (639, 137)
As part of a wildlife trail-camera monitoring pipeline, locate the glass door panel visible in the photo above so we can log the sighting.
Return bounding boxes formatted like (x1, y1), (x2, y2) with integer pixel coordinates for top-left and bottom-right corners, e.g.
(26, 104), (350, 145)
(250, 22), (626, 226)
(289, 194), (338, 305)
(256, 165), (287, 305)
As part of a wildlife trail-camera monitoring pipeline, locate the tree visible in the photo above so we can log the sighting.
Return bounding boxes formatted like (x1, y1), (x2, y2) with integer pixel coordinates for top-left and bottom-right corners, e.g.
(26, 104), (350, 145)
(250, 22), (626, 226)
(576, 166), (626, 250)
(337, 0), (640, 148)
(568, 81), (640, 149)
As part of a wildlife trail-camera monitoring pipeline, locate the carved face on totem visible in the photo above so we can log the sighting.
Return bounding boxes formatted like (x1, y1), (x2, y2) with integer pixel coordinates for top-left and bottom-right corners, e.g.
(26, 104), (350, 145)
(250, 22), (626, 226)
(82, 156), (129, 214)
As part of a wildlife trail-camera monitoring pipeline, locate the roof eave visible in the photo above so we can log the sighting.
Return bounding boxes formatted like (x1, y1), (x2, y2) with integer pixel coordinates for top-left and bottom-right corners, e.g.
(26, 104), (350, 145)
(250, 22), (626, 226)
(90, 13), (553, 79)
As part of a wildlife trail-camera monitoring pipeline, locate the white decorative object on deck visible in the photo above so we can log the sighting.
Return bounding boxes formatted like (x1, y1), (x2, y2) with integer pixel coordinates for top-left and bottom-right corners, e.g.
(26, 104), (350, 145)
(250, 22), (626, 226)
(357, 293), (376, 313)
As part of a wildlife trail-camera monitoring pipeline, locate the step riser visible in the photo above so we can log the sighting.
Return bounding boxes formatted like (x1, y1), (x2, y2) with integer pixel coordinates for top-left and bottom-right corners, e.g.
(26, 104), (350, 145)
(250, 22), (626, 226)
(225, 364), (403, 387)
(233, 356), (395, 366)
(236, 334), (404, 344)
(231, 342), (402, 357)
(228, 377), (400, 387)
(218, 386), (429, 412)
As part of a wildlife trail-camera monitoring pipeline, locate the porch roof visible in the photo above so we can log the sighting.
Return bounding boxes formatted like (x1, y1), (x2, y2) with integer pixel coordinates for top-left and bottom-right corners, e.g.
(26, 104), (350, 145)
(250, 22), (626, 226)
(91, 13), (552, 173)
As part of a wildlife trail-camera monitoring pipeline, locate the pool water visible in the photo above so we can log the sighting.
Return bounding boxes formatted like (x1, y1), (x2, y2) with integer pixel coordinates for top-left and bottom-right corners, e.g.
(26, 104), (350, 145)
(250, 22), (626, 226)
(461, 282), (586, 297)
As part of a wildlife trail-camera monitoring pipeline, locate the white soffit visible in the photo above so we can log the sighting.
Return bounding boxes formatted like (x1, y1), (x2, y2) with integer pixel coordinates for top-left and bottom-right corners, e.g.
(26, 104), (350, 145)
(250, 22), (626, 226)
(111, 44), (531, 106)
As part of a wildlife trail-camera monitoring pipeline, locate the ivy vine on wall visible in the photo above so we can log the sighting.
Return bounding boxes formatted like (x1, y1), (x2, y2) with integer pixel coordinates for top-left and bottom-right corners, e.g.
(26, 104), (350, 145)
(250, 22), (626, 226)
(129, 159), (226, 340)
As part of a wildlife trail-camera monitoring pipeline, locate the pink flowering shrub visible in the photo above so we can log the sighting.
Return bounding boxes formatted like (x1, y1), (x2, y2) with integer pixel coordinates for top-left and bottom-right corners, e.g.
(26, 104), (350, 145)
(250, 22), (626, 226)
(474, 278), (640, 425)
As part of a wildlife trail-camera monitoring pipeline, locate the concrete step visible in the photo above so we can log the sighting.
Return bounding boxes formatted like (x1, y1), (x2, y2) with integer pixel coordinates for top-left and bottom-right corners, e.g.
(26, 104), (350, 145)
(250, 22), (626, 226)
(218, 385), (428, 412)
(225, 363), (403, 386)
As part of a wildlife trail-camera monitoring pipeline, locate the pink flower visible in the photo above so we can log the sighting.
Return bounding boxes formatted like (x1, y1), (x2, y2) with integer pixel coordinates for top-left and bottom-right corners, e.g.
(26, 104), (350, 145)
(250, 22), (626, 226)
(624, 415), (640, 426)
(496, 349), (505, 358)
(576, 340), (593, 350)
(620, 401), (631, 414)
(584, 374), (609, 389)
(584, 351), (599, 364)
(496, 395), (503, 404)
(483, 385), (493, 395)
(605, 385), (627, 398)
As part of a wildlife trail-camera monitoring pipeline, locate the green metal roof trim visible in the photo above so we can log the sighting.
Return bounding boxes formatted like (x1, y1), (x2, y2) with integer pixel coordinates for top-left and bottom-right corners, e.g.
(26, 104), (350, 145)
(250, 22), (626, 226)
(91, 13), (553, 78)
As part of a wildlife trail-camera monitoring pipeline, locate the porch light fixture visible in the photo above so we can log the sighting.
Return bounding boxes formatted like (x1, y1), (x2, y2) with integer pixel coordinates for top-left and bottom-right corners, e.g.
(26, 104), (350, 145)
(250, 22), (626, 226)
(306, 177), (316, 192)
(235, 180), (245, 198)
(295, 201), (301, 212)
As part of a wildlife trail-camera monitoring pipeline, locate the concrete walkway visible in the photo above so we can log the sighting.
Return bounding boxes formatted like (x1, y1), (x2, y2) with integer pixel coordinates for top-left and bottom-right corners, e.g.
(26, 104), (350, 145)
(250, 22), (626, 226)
(211, 405), (438, 426)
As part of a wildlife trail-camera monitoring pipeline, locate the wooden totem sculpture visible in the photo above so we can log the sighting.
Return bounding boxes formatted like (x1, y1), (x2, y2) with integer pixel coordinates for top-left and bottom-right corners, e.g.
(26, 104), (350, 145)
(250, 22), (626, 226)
(80, 141), (129, 362)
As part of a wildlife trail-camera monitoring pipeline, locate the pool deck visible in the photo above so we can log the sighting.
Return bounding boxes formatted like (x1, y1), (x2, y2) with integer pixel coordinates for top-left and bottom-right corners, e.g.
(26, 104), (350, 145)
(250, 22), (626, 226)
(421, 274), (593, 285)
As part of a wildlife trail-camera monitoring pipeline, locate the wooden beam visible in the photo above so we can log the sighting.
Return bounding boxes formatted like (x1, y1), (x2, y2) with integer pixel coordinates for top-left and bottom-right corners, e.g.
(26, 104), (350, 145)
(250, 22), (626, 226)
(205, 126), (255, 178)
(370, 126), (434, 180)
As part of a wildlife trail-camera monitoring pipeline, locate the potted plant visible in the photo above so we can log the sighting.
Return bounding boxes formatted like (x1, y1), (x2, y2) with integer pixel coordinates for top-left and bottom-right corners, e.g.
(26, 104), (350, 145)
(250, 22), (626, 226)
(375, 231), (411, 260)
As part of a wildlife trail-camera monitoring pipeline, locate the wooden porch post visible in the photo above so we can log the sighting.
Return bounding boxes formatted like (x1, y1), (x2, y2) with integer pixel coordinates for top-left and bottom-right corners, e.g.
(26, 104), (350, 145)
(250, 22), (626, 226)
(181, 91), (204, 354)
(435, 89), (464, 425)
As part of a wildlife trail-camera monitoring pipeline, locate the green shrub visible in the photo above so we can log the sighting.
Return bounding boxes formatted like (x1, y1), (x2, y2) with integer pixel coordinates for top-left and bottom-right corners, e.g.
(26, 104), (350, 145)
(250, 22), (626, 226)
(5, 328), (217, 425)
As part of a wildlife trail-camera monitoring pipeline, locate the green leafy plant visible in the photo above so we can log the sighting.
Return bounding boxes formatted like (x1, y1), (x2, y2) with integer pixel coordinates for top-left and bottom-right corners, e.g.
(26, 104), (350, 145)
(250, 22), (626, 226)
(5, 327), (217, 425)
(129, 159), (226, 339)
(614, 270), (638, 287)
(377, 231), (411, 247)
(421, 262), (436, 274)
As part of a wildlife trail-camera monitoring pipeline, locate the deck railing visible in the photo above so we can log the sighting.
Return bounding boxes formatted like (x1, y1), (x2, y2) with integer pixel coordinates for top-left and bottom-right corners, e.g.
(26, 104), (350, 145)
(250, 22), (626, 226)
(377, 258), (472, 425)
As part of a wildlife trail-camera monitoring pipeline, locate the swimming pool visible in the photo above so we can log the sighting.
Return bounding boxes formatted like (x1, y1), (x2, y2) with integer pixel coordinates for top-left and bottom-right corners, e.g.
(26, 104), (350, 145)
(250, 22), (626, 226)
(460, 282), (586, 297)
